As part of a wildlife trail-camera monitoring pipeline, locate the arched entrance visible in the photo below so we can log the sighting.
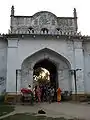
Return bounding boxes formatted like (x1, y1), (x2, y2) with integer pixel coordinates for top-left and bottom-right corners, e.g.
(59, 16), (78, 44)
(33, 59), (58, 89)
(21, 48), (71, 93)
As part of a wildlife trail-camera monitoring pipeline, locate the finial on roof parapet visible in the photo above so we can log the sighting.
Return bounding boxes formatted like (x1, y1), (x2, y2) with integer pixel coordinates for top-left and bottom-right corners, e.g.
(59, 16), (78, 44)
(73, 8), (78, 32)
(11, 5), (14, 16)
(73, 8), (77, 18)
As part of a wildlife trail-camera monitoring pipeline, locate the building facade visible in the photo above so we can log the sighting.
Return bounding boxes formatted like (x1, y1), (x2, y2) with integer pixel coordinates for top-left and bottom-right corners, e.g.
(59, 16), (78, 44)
(0, 6), (90, 100)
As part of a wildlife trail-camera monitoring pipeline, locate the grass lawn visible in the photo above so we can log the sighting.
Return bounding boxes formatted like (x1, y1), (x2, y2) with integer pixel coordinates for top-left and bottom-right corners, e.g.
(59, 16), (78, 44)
(0, 105), (14, 116)
(0, 113), (83, 120)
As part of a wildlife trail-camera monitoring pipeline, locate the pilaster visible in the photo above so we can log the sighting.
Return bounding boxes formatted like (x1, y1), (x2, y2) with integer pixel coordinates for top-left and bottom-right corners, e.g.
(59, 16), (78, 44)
(58, 70), (64, 89)
(28, 69), (33, 90)
(74, 41), (85, 94)
(6, 38), (18, 92)
(16, 69), (21, 93)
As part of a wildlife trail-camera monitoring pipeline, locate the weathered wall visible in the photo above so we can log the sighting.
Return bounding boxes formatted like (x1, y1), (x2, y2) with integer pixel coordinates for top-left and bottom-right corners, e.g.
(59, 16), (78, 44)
(6, 36), (85, 94)
(21, 48), (71, 92)
(11, 11), (76, 34)
(83, 41), (90, 94)
(7, 36), (74, 93)
(18, 37), (74, 68)
(0, 38), (7, 94)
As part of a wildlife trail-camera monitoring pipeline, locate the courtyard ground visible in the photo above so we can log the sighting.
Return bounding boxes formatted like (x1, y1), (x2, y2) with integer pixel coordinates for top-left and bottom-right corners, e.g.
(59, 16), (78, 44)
(0, 104), (14, 116)
(0, 102), (90, 120)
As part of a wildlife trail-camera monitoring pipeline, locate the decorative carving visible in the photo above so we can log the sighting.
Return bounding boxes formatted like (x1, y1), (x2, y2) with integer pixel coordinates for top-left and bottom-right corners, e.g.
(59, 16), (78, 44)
(58, 19), (73, 27)
(39, 14), (50, 25)
(34, 19), (38, 26)
(11, 11), (76, 34)
(74, 42), (82, 49)
(11, 5), (14, 16)
(32, 12), (57, 27)
(73, 8), (77, 18)
(52, 19), (56, 25)
(68, 19), (73, 26)
(67, 41), (73, 51)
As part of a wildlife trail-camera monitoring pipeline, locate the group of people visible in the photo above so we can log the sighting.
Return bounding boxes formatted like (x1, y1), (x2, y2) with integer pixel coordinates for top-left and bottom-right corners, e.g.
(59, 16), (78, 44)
(34, 84), (55, 103)
(21, 83), (62, 104)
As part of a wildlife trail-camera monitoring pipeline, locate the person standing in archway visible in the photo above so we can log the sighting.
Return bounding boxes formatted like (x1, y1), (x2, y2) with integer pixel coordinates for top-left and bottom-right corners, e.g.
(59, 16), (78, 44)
(36, 85), (41, 103)
(27, 84), (34, 104)
(56, 88), (62, 103)
(48, 86), (55, 103)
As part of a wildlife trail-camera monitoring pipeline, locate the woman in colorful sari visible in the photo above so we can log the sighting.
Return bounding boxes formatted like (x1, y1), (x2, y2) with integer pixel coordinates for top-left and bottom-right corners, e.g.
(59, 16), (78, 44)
(36, 85), (41, 102)
(56, 88), (62, 102)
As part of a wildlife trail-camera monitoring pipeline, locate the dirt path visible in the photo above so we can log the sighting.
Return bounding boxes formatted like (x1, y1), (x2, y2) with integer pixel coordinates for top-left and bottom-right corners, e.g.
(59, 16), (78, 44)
(0, 102), (90, 120)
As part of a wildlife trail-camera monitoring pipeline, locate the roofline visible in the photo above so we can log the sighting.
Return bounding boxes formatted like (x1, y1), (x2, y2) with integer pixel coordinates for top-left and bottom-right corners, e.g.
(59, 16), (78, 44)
(1, 33), (90, 42)
(11, 15), (75, 19)
(5, 33), (84, 40)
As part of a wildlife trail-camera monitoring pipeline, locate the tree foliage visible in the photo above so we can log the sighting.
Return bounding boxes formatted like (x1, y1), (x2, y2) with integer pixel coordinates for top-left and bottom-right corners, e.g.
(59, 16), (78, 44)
(34, 67), (50, 84)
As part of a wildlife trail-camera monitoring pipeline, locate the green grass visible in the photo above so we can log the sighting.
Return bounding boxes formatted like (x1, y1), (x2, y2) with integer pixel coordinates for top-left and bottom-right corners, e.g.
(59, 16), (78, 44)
(0, 105), (14, 116)
(0, 113), (83, 120)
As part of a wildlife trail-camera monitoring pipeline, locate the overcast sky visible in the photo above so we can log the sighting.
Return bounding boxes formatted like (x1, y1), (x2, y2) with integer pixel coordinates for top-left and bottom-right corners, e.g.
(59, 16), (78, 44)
(0, 0), (90, 35)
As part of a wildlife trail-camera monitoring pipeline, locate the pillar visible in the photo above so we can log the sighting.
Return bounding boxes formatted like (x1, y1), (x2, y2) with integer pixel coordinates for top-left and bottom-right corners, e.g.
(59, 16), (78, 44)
(6, 39), (18, 93)
(74, 41), (85, 94)
(58, 70), (64, 90)
(16, 69), (21, 93)
(28, 69), (33, 90)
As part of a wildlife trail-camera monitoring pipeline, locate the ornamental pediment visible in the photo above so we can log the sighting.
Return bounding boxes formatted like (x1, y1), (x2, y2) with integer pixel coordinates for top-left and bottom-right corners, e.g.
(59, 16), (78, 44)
(10, 10), (77, 35)
(31, 11), (58, 28)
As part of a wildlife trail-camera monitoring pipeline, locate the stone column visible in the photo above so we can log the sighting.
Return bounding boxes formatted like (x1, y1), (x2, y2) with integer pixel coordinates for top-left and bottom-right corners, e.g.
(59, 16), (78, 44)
(6, 39), (18, 93)
(16, 69), (21, 93)
(74, 41), (85, 94)
(71, 72), (75, 94)
(58, 70), (64, 89)
(28, 69), (33, 90)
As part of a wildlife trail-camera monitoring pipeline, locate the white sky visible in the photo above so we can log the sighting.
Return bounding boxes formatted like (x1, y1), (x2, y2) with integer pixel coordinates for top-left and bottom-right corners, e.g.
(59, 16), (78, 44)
(0, 0), (90, 35)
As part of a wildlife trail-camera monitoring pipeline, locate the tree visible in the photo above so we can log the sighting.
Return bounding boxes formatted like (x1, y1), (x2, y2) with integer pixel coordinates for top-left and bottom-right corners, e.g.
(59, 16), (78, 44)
(33, 67), (50, 84)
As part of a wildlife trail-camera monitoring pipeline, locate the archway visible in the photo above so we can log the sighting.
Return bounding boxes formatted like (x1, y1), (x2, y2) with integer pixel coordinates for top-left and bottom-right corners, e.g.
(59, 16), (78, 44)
(21, 48), (71, 93)
(33, 59), (58, 89)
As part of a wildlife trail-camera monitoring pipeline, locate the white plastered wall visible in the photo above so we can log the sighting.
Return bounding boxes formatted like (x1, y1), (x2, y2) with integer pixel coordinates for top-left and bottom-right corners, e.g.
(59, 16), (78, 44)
(6, 36), (85, 94)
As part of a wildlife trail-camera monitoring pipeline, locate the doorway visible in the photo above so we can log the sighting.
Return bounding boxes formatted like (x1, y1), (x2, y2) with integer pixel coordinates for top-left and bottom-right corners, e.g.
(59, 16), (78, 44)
(33, 59), (58, 90)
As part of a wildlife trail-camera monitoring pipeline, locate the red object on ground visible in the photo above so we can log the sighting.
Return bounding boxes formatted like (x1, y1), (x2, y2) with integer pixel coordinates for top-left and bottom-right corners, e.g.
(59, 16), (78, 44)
(21, 88), (32, 94)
